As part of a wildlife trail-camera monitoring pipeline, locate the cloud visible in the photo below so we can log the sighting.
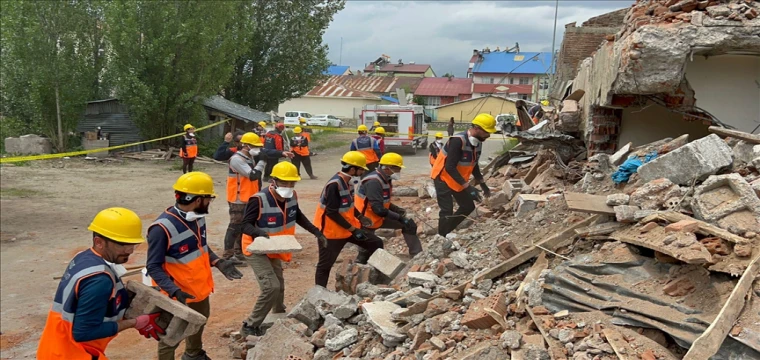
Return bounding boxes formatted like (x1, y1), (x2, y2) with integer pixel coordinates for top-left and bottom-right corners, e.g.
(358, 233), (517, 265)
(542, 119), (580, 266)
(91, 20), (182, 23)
(323, 0), (632, 77)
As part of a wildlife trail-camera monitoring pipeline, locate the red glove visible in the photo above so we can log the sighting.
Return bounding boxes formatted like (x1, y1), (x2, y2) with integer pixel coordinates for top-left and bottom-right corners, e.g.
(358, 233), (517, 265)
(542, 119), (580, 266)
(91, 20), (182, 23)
(135, 313), (165, 340)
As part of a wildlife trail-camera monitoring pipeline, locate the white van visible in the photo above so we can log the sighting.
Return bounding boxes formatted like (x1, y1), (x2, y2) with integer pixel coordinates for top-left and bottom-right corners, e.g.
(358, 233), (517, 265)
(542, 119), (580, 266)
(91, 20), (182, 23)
(284, 111), (311, 126)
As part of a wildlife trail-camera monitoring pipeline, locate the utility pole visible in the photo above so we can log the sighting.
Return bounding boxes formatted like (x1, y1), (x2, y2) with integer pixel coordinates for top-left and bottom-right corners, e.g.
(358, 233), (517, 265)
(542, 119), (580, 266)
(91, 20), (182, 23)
(549, 0), (559, 93)
(339, 37), (343, 65)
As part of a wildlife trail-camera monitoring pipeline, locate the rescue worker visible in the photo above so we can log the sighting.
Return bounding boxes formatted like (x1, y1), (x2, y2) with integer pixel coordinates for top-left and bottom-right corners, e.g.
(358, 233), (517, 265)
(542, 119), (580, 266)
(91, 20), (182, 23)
(290, 126), (317, 180)
(212, 130), (245, 161)
(179, 124), (198, 174)
(255, 121), (268, 137)
(349, 125), (381, 173)
(239, 162), (327, 336)
(356, 152), (422, 257)
(428, 132), (444, 167)
(263, 123), (294, 182)
(430, 114), (496, 237)
(38, 208), (164, 360)
(447, 117), (455, 137)
(223, 132), (271, 266)
(369, 121), (381, 132)
(372, 127), (386, 155)
(146, 172), (243, 360)
(314, 151), (384, 287)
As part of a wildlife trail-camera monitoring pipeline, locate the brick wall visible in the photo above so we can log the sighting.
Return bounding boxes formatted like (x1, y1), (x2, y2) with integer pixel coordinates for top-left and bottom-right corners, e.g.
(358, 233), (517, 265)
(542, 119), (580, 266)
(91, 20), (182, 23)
(582, 8), (630, 27)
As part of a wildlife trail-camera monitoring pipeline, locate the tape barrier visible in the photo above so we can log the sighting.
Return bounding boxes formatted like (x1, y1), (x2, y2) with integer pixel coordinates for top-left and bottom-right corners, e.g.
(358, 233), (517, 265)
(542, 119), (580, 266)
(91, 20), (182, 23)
(290, 125), (509, 140)
(0, 119), (228, 164)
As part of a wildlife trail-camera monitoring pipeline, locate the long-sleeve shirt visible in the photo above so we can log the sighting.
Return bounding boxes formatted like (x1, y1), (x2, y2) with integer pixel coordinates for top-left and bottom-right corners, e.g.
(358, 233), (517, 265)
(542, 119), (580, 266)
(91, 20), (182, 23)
(444, 137), (483, 187)
(350, 136), (381, 161)
(241, 192), (320, 237)
(371, 135), (385, 154)
(71, 274), (120, 342)
(361, 174), (404, 220)
(322, 178), (363, 229)
(146, 207), (219, 296)
(213, 141), (237, 161)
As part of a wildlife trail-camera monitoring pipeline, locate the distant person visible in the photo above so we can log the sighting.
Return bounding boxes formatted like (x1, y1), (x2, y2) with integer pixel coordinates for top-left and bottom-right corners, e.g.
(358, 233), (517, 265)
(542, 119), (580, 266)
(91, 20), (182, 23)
(369, 121), (380, 132)
(179, 124), (198, 174)
(255, 122), (267, 137)
(371, 127), (386, 155)
(349, 125), (381, 173)
(428, 132), (444, 167)
(263, 123), (294, 182)
(213, 130), (245, 162)
(447, 117), (455, 137)
(96, 126), (103, 140)
(290, 127), (317, 179)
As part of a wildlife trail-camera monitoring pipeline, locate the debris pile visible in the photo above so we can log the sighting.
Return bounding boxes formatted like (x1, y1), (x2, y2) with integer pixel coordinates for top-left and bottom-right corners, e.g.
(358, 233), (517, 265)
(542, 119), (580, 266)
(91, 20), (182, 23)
(621, 0), (760, 35)
(227, 126), (760, 359)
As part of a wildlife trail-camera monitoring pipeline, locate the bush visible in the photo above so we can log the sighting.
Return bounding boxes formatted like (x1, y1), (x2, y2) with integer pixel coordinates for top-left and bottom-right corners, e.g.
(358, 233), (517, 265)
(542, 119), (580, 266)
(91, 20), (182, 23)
(0, 117), (40, 153)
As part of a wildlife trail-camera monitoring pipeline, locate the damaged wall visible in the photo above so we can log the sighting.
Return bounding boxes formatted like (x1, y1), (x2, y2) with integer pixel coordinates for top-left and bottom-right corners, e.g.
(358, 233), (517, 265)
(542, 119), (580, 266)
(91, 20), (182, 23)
(684, 55), (760, 133)
(618, 101), (711, 146)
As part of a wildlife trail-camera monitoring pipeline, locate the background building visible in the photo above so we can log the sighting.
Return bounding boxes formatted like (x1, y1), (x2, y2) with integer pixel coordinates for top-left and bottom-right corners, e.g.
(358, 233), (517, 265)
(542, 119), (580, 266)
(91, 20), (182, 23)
(468, 48), (553, 102)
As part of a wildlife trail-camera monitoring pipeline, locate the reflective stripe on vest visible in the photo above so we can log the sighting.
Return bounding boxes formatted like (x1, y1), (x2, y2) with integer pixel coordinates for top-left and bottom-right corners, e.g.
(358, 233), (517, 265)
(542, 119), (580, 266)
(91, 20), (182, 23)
(148, 208), (213, 302)
(292, 136), (310, 156)
(241, 188), (298, 261)
(314, 173), (360, 240)
(352, 136), (379, 163)
(226, 152), (260, 204)
(355, 171), (391, 229)
(430, 132), (481, 192)
(37, 249), (127, 360)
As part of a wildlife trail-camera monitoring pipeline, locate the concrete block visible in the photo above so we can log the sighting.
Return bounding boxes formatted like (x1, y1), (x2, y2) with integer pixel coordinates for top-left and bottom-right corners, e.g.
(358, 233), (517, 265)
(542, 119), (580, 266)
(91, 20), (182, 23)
(407, 272), (439, 286)
(606, 194), (630, 206)
(637, 134), (733, 185)
(124, 281), (207, 347)
(287, 298), (321, 330)
(83, 139), (109, 157)
(731, 141), (759, 165)
(362, 301), (407, 346)
(4, 135), (53, 155)
(367, 248), (405, 279)
(324, 327), (358, 352)
(487, 191), (509, 210)
(246, 320), (313, 360)
(514, 194), (547, 216)
(609, 142), (632, 165)
(691, 173), (760, 234)
(614, 205), (641, 223)
(630, 178), (682, 210)
(246, 235), (302, 255)
(502, 179), (527, 200)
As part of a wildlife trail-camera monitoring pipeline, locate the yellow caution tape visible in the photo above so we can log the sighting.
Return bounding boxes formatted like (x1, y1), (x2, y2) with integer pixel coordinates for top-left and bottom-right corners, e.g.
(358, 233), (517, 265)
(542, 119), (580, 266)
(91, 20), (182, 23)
(0, 119), (228, 164)
(295, 125), (503, 139)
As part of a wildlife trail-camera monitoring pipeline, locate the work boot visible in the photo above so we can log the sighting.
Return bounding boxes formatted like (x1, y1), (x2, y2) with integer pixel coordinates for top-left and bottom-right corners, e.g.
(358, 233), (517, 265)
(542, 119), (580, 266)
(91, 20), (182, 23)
(181, 350), (211, 360)
(241, 323), (266, 337)
(309, 175), (319, 180)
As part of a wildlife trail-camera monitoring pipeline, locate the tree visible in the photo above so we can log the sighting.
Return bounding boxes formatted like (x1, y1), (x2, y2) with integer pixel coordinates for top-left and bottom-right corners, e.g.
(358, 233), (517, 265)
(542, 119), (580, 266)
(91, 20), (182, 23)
(442, 73), (454, 78)
(107, 0), (239, 138)
(226, 0), (345, 112)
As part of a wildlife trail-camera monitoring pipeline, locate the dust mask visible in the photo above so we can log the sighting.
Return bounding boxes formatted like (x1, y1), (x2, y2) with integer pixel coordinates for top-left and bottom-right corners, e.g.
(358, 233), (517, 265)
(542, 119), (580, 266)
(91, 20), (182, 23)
(188, 133), (196, 137)
(183, 212), (206, 221)
(435, 140), (442, 145)
(249, 148), (260, 156)
(275, 187), (294, 199)
(390, 172), (401, 180)
(468, 136), (480, 147)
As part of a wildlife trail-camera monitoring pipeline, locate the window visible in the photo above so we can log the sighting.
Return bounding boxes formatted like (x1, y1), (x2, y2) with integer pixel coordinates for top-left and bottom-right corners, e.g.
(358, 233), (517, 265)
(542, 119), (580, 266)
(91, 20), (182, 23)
(425, 97), (441, 106)
(518, 94), (530, 100)
(285, 112), (298, 117)
(539, 78), (549, 90)
(509, 77), (515, 85)
(519, 77), (531, 85)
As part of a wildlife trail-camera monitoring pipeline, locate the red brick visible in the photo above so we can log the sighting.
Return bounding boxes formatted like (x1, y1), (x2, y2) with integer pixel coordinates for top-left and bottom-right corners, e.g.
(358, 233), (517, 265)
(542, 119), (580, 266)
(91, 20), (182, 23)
(496, 240), (519, 259)
(664, 220), (699, 233)
(461, 293), (507, 329)
(700, 237), (730, 256)
(639, 222), (660, 233)
(641, 349), (657, 360)
(663, 277), (695, 297)
(532, 306), (550, 315)
(734, 243), (753, 258)
(409, 264), (421, 272)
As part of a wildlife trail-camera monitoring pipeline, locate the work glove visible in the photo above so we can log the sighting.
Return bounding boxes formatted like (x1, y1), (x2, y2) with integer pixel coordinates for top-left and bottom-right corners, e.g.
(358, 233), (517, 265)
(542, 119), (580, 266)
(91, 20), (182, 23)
(466, 186), (482, 202)
(401, 217), (417, 232)
(135, 312), (165, 341)
(315, 231), (328, 249)
(358, 215), (373, 228)
(352, 228), (368, 242)
(216, 259), (244, 281)
(249, 228), (270, 239)
(479, 183), (491, 198)
(172, 290), (195, 305)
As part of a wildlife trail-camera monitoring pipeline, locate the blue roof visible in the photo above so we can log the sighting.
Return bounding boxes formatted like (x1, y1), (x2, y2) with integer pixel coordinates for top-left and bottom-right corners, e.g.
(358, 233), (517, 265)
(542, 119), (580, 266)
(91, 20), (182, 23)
(380, 95), (399, 103)
(324, 65), (350, 76)
(472, 52), (554, 75)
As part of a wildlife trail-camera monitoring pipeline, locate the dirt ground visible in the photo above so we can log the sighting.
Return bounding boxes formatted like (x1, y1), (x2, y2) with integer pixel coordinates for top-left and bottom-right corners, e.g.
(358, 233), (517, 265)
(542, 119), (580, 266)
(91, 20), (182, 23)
(0, 135), (506, 359)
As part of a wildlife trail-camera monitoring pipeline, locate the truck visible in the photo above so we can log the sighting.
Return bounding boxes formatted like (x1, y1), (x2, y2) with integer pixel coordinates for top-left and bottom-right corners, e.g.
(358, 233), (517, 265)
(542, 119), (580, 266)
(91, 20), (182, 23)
(360, 104), (429, 154)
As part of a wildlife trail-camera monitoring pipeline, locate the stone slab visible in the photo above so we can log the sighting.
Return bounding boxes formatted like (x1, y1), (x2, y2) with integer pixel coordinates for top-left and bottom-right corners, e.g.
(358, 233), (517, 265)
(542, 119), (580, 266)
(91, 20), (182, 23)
(362, 301), (407, 346)
(287, 298), (321, 330)
(637, 134), (733, 185)
(246, 320), (313, 360)
(367, 248), (405, 279)
(4, 135), (53, 155)
(246, 235), (302, 255)
(609, 142), (632, 165)
(407, 272), (439, 286)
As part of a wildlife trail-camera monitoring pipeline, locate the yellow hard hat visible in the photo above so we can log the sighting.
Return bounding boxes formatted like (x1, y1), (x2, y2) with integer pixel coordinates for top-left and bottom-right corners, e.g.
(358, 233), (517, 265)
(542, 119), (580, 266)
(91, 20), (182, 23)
(183, 124), (194, 131)
(541, 100), (549, 106)
(379, 152), (405, 168)
(357, 124), (368, 132)
(240, 132), (263, 146)
(270, 162), (301, 182)
(173, 172), (217, 197)
(373, 121), (381, 127)
(299, 117), (307, 123)
(374, 127), (385, 135)
(341, 151), (369, 170)
(258, 121), (267, 128)
(293, 126), (302, 134)
(472, 113), (497, 133)
(88, 207), (145, 244)
(435, 132), (443, 138)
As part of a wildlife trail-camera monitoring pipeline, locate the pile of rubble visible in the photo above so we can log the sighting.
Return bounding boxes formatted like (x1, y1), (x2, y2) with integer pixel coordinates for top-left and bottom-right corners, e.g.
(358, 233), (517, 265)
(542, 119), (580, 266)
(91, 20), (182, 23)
(227, 126), (760, 360)
(621, 0), (759, 35)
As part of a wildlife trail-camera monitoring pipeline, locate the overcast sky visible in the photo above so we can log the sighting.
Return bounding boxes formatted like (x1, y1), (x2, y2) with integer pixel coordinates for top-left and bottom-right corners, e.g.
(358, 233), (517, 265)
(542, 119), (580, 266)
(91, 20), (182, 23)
(323, 0), (634, 77)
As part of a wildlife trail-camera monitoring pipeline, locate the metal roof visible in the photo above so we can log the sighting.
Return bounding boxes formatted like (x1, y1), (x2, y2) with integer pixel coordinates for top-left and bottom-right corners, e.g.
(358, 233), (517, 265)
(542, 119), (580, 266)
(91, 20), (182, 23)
(380, 95), (399, 103)
(324, 65), (350, 76)
(363, 63), (432, 74)
(473, 83), (533, 95)
(305, 83), (380, 99)
(201, 95), (270, 123)
(415, 77), (473, 97)
(472, 52), (554, 75)
(310, 75), (423, 95)
(77, 101), (147, 152)
(434, 95), (522, 109)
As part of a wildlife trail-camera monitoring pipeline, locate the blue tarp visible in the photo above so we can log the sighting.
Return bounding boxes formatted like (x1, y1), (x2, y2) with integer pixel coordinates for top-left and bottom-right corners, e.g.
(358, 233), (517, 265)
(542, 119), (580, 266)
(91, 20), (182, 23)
(380, 95), (399, 103)
(611, 151), (658, 184)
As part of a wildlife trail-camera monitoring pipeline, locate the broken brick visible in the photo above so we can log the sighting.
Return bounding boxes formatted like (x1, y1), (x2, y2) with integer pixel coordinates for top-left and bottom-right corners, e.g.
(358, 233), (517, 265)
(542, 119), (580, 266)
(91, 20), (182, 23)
(640, 222), (660, 233)
(663, 277), (695, 297)
(532, 306), (550, 315)
(664, 219), (699, 233)
(699, 237), (730, 256)
(734, 243), (753, 257)
(731, 326), (743, 336)
(641, 349), (657, 360)
(496, 240), (519, 259)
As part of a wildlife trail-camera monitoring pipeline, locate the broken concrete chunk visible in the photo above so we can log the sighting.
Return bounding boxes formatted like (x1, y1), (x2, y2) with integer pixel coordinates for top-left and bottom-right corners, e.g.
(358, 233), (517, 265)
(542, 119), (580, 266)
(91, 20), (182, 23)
(287, 298), (321, 330)
(514, 194), (547, 216)
(367, 248), (405, 279)
(630, 178), (682, 210)
(487, 191), (509, 210)
(362, 301), (407, 346)
(324, 327), (358, 352)
(407, 272), (440, 286)
(246, 320), (313, 360)
(637, 134), (733, 185)
(500, 330), (522, 350)
(304, 285), (350, 307)
(614, 205), (641, 223)
(246, 235), (302, 255)
(333, 297), (359, 320)
(392, 186), (418, 197)
(448, 251), (471, 269)
(606, 193), (630, 206)
(691, 173), (760, 234)
(502, 179), (527, 200)
(609, 142), (632, 165)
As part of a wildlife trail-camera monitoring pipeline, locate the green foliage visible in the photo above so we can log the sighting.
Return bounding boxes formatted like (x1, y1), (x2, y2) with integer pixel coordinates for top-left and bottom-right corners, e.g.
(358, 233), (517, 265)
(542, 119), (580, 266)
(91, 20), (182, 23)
(226, 0), (346, 112)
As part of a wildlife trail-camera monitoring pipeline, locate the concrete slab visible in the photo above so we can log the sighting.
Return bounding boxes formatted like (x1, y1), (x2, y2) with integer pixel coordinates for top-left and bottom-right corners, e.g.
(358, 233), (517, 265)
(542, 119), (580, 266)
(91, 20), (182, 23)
(367, 248), (405, 279)
(4, 134), (52, 155)
(407, 272), (439, 286)
(362, 301), (407, 346)
(246, 320), (313, 360)
(691, 173), (760, 234)
(246, 235), (302, 255)
(637, 134), (733, 185)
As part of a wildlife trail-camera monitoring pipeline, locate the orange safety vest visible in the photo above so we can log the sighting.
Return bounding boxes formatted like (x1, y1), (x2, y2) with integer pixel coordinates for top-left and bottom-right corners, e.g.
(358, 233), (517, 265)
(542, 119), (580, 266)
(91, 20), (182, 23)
(148, 208), (214, 303)
(179, 135), (198, 158)
(351, 136), (379, 164)
(429, 142), (442, 167)
(314, 173), (361, 240)
(241, 187), (298, 261)
(37, 249), (129, 360)
(430, 132), (481, 192)
(291, 135), (310, 157)
(355, 171), (391, 229)
(226, 152), (260, 204)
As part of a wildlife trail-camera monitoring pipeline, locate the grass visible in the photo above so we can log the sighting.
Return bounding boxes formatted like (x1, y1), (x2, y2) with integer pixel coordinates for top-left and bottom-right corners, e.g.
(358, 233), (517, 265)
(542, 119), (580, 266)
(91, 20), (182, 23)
(307, 129), (352, 151)
(167, 160), (206, 172)
(0, 187), (45, 198)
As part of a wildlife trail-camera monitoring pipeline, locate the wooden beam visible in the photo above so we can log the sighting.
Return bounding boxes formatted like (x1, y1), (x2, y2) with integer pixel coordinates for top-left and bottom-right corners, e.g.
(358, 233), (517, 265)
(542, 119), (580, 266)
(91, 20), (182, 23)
(642, 211), (749, 244)
(709, 126), (760, 144)
(525, 306), (557, 360)
(602, 327), (633, 360)
(564, 192), (616, 215)
(474, 215), (600, 281)
(575, 222), (626, 237)
(683, 254), (760, 360)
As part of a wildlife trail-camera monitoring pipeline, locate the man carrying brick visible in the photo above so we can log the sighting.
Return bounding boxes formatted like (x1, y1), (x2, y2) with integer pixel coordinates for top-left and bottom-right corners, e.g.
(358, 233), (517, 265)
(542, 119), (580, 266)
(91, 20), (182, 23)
(238, 162), (327, 336)
(38, 208), (164, 359)
(146, 172), (243, 360)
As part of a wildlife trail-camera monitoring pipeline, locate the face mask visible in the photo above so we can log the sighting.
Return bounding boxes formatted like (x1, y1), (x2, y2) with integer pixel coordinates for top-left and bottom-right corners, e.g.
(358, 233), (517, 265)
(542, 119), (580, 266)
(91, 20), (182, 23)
(275, 186), (294, 199)
(351, 177), (361, 185)
(390, 172), (401, 180)
(249, 148), (260, 156)
(184, 211), (206, 221)
(468, 136), (480, 147)
(435, 140), (442, 145)
(188, 132), (196, 137)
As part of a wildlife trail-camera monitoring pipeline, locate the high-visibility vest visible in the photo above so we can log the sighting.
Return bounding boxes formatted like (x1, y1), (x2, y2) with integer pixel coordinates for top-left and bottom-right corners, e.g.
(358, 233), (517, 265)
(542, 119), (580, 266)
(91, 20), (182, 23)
(37, 248), (129, 360)
(179, 135), (198, 158)
(314, 173), (361, 240)
(355, 171), (391, 229)
(265, 131), (284, 151)
(351, 136), (379, 163)
(371, 135), (385, 154)
(241, 188), (298, 261)
(429, 142), (442, 166)
(226, 152), (260, 204)
(291, 135), (310, 157)
(430, 132), (481, 192)
(148, 208), (214, 303)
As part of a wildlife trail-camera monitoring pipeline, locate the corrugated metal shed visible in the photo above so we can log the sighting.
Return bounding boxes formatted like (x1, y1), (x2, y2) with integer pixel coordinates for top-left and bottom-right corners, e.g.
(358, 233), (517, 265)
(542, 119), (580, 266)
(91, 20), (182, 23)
(311, 75), (422, 95)
(305, 83), (380, 99)
(77, 99), (146, 152)
(472, 52), (554, 75)
(202, 95), (270, 123)
(415, 77), (473, 97)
